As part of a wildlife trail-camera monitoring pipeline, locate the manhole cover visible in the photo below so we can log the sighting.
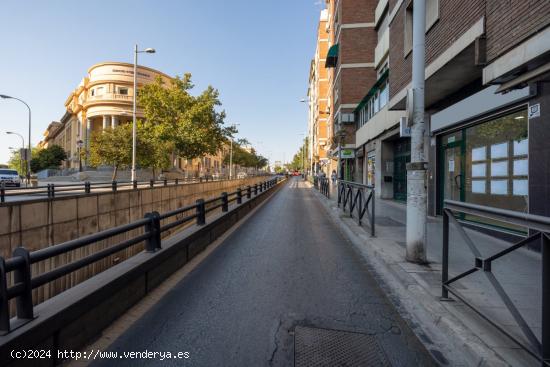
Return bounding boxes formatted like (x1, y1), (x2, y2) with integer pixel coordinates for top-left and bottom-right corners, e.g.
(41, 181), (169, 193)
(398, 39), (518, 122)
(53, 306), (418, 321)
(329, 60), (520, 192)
(294, 326), (390, 367)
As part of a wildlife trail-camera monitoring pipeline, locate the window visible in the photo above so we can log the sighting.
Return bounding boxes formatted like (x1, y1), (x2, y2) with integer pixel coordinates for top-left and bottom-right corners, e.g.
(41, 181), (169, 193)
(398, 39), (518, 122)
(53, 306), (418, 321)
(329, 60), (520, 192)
(119, 87), (128, 95)
(90, 89), (95, 97)
(96, 86), (104, 95)
(404, 0), (439, 56)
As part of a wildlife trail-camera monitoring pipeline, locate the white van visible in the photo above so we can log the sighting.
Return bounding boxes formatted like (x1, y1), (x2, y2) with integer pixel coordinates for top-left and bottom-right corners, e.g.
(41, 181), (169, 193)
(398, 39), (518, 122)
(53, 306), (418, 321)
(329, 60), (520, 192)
(0, 169), (21, 187)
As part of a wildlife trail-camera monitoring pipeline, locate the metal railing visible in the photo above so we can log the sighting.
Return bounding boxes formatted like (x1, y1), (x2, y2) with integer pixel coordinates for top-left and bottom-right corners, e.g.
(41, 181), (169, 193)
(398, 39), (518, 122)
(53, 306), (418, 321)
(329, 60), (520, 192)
(442, 200), (549, 366)
(0, 175), (267, 203)
(337, 180), (375, 236)
(313, 176), (330, 198)
(0, 177), (281, 335)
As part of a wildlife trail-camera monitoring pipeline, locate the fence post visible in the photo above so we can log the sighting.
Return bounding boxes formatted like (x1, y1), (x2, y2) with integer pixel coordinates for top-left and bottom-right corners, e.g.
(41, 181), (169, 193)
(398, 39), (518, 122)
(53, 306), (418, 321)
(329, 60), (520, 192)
(0, 182), (4, 203)
(0, 257), (9, 333)
(237, 188), (242, 204)
(144, 211), (161, 252)
(247, 186), (251, 199)
(133, 180), (138, 190)
(175, 178), (179, 186)
(85, 181), (91, 194)
(441, 209), (450, 299)
(12, 247), (33, 320)
(221, 192), (229, 212)
(371, 188), (375, 237)
(112, 180), (117, 193)
(254, 184), (258, 196)
(542, 233), (550, 364)
(150, 179), (154, 188)
(196, 199), (206, 225)
(164, 179), (167, 187)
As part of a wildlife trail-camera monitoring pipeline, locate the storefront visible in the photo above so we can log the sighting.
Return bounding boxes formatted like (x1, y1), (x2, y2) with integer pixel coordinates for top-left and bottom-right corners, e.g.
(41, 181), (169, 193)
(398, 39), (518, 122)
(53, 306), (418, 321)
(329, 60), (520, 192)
(339, 148), (355, 181)
(393, 138), (410, 201)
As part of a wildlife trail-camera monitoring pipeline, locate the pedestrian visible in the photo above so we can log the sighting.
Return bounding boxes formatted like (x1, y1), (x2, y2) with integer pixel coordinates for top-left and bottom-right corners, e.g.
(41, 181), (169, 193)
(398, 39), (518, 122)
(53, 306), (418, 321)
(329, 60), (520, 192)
(331, 170), (337, 184)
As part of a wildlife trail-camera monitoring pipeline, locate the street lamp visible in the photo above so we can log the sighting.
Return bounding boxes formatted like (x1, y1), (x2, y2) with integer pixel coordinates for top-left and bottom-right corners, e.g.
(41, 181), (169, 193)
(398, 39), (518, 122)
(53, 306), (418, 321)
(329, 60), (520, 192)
(131, 45), (156, 182)
(1, 95), (31, 184)
(76, 139), (84, 172)
(6, 131), (25, 184)
(229, 123), (240, 179)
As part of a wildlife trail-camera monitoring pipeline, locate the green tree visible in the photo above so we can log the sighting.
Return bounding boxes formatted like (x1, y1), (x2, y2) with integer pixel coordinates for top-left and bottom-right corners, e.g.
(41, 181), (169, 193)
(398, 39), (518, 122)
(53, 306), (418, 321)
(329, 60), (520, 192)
(30, 145), (67, 173)
(138, 74), (231, 162)
(7, 147), (39, 176)
(89, 126), (132, 180)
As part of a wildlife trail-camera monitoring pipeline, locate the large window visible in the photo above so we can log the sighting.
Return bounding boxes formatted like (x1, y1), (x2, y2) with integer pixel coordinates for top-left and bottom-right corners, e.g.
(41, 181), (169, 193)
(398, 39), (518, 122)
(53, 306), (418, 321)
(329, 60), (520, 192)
(441, 108), (528, 232)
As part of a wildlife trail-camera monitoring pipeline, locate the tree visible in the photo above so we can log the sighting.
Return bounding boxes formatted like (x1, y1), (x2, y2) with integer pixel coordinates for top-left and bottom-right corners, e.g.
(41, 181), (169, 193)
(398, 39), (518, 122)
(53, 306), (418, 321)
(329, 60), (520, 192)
(288, 138), (309, 172)
(30, 145), (67, 173)
(89, 126), (132, 180)
(8, 147), (39, 176)
(138, 74), (231, 163)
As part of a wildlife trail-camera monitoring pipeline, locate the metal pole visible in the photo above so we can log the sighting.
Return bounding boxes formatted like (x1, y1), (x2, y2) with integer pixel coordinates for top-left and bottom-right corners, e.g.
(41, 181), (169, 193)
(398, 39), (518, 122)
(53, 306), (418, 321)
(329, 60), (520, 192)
(131, 44), (138, 182)
(229, 138), (233, 179)
(27, 107), (31, 186)
(406, 0), (428, 263)
(542, 233), (550, 365)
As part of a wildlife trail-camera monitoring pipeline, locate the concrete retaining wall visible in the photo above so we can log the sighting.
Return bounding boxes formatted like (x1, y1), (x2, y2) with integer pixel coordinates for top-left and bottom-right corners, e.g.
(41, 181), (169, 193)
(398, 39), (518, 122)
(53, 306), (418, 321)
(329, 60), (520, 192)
(0, 178), (264, 306)
(0, 178), (285, 367)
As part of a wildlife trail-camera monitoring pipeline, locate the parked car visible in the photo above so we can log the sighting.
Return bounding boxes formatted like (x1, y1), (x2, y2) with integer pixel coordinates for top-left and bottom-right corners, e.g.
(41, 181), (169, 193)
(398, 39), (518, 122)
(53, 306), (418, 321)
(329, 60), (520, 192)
(0, 169), (21, 187)
(237, 172), (247, 179)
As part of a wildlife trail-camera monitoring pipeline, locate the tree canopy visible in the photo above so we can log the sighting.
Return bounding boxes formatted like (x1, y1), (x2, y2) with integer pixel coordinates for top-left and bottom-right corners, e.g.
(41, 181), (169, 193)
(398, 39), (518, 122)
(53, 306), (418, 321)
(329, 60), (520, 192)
(138, 74), (231, 160)
(30, 145), (67, 173)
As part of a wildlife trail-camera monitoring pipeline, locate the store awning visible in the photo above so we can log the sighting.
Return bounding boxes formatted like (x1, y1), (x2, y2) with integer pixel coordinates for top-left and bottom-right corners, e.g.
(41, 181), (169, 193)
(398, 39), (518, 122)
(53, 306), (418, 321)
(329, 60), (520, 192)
(325, 44), (339, 68)
(354, 69), (389, 113)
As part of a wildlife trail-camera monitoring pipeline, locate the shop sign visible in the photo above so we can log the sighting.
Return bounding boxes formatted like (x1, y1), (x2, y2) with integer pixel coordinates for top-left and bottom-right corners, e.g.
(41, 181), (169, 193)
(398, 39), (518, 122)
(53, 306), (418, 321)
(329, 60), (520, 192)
(340, 149), (355, 159)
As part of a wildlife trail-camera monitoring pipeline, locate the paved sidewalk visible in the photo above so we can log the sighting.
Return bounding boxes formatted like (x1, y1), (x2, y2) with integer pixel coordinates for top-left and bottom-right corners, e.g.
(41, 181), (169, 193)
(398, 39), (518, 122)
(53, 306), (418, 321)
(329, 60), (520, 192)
(316, 181), (542, 366)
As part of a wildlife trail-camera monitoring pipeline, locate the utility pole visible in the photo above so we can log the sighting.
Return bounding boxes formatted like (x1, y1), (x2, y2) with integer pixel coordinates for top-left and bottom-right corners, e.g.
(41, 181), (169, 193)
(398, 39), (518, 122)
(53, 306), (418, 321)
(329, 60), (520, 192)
(406, 0), (428, 263)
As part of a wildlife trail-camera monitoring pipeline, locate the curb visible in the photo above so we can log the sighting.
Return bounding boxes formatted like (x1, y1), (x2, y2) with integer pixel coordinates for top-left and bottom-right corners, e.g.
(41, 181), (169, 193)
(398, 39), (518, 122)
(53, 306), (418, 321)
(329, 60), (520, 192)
(308, 184), (511, 367)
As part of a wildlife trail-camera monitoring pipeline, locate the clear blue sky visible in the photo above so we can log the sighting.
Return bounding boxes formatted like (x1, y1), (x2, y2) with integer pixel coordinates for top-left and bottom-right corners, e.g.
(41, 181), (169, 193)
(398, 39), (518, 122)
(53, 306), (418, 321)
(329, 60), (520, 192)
(0, 0), (323, 166)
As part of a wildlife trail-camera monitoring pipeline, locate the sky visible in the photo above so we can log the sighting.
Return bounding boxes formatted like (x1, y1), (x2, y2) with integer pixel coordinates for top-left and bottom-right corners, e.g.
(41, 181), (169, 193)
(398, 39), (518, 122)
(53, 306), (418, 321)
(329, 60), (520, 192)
(0, 0), (323, 166)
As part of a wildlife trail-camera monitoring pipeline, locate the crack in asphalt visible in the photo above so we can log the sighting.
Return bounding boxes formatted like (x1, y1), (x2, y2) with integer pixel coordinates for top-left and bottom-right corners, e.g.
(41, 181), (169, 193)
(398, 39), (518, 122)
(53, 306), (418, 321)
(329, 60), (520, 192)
(268, 318), (283, 366)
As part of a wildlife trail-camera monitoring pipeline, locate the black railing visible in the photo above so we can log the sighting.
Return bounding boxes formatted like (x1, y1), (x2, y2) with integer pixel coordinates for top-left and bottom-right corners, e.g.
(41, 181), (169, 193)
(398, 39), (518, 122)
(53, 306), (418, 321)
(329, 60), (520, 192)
(442, 200), (550, 366)
(0, 177), (281, 335)
(337, 180), (375, 236)
(0, 175), (269, 203)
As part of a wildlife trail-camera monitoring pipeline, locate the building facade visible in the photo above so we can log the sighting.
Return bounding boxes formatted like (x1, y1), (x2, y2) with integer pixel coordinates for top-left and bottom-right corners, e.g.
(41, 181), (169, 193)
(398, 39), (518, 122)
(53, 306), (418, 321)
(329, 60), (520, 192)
(324, 0), (379, 181)
(39, 62), (230, 178)
(309, 0), (550, 237)
(307, 9), (331, 176)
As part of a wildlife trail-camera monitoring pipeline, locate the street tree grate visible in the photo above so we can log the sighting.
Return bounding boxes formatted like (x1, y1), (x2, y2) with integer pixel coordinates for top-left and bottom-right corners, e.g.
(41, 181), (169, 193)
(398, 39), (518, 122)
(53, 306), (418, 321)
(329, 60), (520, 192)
(294, 326), (391, 367)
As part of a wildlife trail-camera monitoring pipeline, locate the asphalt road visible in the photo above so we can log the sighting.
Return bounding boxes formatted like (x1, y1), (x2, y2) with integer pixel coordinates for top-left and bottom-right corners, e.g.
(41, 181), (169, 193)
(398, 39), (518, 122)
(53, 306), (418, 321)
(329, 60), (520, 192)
(93, 178), (435, 366)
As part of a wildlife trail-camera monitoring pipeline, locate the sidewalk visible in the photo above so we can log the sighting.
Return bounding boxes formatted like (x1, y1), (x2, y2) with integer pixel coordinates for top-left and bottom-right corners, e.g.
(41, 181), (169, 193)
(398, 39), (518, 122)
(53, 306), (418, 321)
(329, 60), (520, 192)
(315, 182), (542, 366)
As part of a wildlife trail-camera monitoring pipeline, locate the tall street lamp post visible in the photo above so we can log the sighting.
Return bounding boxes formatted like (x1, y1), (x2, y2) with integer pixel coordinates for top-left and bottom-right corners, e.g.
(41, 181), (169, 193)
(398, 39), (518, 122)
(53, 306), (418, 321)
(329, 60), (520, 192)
(5, 132), (25, 186)
(1, 95), (31, 184)
(131, 45), (156, 182)
(76, 139), (84, 172)
(229, 123), (240, 179)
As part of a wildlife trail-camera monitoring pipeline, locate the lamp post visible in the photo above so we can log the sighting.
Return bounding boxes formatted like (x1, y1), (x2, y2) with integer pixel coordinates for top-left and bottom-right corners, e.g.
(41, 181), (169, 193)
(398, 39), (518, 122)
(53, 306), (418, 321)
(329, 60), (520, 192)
(6, 131), (25, 182)
(131, 45), (156, 182)
(76, 139), (84, 172)
(1, 95), (31, 184)
(229, 123), (240, 179)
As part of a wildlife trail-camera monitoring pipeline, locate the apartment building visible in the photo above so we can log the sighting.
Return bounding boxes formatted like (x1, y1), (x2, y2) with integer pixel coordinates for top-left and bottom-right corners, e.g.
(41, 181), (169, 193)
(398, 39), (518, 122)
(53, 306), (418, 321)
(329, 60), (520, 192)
(353, 0), (408, 200)
(386, 0), (550, 236)
(307, 9), (331, 176)
(324, 0), (379, 181)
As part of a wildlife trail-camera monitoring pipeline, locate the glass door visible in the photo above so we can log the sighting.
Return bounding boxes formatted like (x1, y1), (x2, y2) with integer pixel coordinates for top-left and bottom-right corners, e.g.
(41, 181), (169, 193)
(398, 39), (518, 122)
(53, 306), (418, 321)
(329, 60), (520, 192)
(443, 144), (464, 203)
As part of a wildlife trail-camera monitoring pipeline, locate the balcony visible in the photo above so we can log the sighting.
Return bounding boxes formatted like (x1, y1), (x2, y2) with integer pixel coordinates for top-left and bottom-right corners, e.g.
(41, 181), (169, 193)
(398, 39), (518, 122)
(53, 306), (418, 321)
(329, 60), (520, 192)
(85, 93), (133, 104)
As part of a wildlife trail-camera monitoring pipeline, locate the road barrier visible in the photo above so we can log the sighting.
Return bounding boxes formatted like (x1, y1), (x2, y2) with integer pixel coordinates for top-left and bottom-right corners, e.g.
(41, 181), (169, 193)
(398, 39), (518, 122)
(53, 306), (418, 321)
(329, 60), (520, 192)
(0, 176), (281, 335)
(442, 200), (549, 366)
(337, 180), (375, 237)
(0, 175), (268, 203)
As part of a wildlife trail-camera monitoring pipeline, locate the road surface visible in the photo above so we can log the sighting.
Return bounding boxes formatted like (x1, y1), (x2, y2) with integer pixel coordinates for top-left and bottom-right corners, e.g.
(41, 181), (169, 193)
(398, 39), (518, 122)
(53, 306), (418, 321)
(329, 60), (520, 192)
(93, 178), (435, 366)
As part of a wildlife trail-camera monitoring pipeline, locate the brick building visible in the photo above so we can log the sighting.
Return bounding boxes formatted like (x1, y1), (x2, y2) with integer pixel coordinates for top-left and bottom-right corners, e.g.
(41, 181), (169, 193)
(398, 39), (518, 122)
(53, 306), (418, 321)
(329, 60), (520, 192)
(307, 10), (331, 176)
(323, 0), (379, 180)
(384, 0), (550, 235)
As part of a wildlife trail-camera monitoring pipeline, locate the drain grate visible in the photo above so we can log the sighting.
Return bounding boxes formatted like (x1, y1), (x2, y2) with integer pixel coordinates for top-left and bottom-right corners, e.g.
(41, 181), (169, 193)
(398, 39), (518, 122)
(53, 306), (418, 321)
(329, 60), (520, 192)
(294, 326), (390, 367)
